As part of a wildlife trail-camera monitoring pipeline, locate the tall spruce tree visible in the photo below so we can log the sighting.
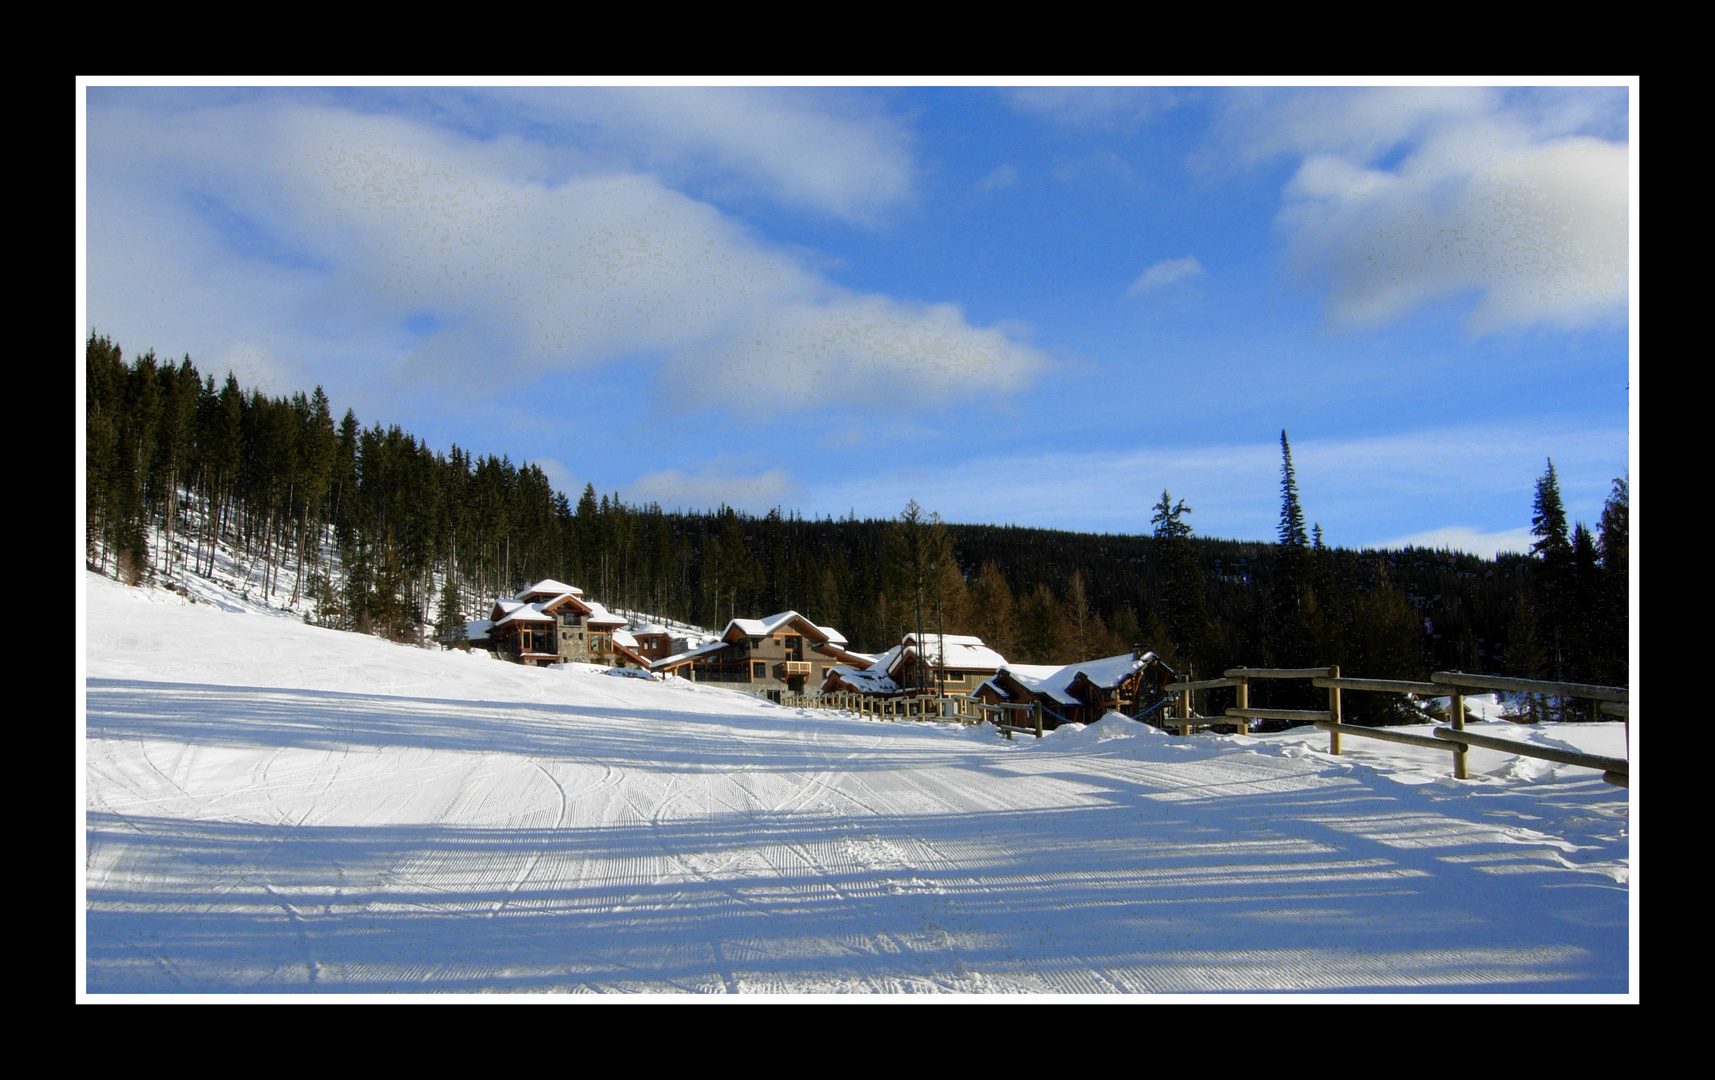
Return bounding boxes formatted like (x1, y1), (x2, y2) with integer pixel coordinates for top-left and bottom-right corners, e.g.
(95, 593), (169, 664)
(1269, 431), (1313, 672)
(1596, 477), (1629, 686)
(1529, 459), (1573, 684)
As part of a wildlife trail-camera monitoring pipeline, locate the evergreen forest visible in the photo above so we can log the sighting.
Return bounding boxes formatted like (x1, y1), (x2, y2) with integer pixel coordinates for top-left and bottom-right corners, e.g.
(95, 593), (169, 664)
(85, 335), (1630, 724)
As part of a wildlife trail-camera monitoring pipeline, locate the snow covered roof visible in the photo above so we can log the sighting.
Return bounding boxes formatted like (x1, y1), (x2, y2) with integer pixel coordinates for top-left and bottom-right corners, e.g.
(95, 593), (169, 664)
(462, 619), (493, 641)
(540, 591), (590, 613)
(585, 602), (626, 627)
(898, 633), (1007, 672)
(1063, 653), (1150, 690)
(633, 624), (670, 636)
(651, 639), (729, 669)
(516, 579), (581, 599)
(726, 611), (809, 638)
(721, 611), (853, 650)
(864, 643), (905, 675)
(824, 664), (900, 695)
(986, 654), (1154, 706)
(994, 664), (1082, 704)
(493, 604), (555, 628)
(612, 629), (638, 649)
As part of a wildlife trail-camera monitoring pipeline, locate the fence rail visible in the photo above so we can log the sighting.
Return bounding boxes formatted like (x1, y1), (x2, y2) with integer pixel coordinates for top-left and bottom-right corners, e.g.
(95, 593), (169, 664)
(779, 665), (1630, 785)
(1429, 725), (1629, 785)
(1166, 665), (1629, 785)
(1429, 671), (1628, 703)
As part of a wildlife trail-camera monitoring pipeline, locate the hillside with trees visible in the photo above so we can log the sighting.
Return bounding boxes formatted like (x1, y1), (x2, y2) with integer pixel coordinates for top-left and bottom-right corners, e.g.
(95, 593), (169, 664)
(85, 335), (1629, 723)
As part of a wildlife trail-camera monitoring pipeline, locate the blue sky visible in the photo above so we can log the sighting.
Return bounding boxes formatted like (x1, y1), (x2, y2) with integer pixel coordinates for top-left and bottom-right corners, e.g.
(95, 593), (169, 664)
(81, 82), (1633, 557)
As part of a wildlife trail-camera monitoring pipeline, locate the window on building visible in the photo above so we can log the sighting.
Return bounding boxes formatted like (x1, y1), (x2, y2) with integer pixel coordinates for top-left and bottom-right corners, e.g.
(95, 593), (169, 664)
(752, 662), (766, 679)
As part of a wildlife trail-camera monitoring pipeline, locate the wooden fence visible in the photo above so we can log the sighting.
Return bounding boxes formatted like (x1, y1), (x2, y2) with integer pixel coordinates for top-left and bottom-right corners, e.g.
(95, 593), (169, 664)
(776, 689), (1048, 738)
(1160, 666), (1630, 787)
(780, 668), (1630, 784)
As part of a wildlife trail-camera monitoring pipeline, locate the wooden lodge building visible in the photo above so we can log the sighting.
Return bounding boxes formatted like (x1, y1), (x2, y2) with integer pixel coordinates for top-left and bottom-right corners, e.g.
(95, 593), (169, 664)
(822, 633), (1007, 699)
(973, 649), (1175, 727)
(465, 583), (1170, 724)
(650, 611), (869, 698)
(474, 579), (647, 669)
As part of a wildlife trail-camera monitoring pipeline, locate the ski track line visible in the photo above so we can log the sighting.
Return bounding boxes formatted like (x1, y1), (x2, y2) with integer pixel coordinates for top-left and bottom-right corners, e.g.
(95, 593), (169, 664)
(487, 759), (569, 919)
(704, 723), (955, 978)
(261, 882), (323, 988)
(254, 744), (290, 826)
(137, 739), (203, 817)
(840, 745), (1139, 990)
(297, 731), (355, 829)
(614, 770), (833, 986)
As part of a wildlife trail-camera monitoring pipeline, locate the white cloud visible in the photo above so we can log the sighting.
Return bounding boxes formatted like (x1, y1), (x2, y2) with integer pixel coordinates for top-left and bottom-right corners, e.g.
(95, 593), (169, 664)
(86, 100), (1042, 422)
(1377, 526), (1535, 560)
(663, 296), (1041, 414)
(529, 457), (579, 497)
(499, 87), (916, 225)
(623, 468), (802, 513)
(1125, 256), (1205, 297)
(1213, 88), (1629, 333)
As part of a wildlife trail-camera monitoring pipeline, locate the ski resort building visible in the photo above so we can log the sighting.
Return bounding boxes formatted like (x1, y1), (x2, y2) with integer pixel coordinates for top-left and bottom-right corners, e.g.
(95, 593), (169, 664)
(650, 611), (868, 698)
(972, 649), (1174, 727)
(479, 579), (626, 667)
(629, 625), (678, 661)
(821, 633), (1007, 699)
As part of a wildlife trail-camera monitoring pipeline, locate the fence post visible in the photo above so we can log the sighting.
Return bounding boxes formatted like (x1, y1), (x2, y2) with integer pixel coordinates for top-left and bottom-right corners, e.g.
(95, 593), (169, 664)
(1034, 701), (1043, 738)
(1328, 664), (1341, 755)
(1450, 688), (1467, 780)
(1236, 676), (1249, 739)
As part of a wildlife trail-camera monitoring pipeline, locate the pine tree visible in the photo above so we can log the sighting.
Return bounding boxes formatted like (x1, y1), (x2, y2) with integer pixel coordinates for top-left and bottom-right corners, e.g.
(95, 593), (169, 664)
(1150, 489), (1213, 674)
(1014, 582), (1071, 664)
(1352, 560), (1427, 723)
(1277, 431), (1309, 549)
(1529, 459), (1574, 682)
(967, 561), (1016, 660)
(1596, 477), (1629, 686)
(1269, 431), (1312, 670)
(434, 573), (467, 649)
(884, 500), (937, 687)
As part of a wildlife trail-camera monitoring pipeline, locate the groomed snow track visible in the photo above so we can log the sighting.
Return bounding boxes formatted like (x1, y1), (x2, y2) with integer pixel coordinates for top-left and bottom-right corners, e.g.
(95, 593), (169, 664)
(83, 574), (1630, 995)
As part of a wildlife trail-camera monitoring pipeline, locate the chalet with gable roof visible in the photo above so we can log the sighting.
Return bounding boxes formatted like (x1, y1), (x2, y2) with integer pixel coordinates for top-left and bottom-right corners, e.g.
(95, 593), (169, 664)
(482, 578), (625, 667)
(651, 611), (867, 697)
(973, 648), (1174, 727)
(821, 632), (1007, 699)
(629, 625), (678, 661)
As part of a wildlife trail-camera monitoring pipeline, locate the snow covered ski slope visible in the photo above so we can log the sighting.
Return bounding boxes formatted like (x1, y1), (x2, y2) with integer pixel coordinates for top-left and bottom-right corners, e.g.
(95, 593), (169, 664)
(83, 573), (1632, 996)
